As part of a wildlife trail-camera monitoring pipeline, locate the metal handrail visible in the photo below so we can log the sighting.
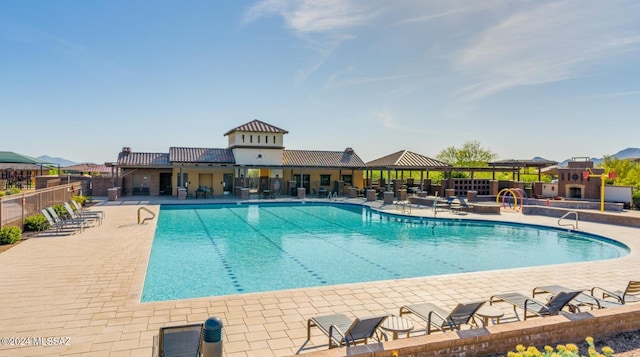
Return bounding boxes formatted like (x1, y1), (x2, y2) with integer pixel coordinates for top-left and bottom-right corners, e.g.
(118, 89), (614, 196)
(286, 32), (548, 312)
(396, 200), (411, 214)
(558, 211), (579, 230)
(137, 207), (156, 225)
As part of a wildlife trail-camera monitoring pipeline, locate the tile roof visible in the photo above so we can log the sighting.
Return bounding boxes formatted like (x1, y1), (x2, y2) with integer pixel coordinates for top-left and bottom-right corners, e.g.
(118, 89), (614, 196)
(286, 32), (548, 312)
(62, 163), (113, 173)
(117, 152), (170, 167)
(224, 119), (289, 136)
(169, 147), (235, 163)
(283, 148), (365, 167)
(366, 150), (450, 168)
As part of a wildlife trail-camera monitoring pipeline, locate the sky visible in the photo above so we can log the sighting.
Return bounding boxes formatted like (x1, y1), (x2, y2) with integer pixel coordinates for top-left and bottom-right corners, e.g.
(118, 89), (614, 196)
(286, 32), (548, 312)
(1, 0), (639, 165)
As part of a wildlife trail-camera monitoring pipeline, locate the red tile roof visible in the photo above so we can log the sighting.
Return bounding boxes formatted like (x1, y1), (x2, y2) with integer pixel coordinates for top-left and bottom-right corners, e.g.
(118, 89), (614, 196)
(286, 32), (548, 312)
(366, 150), (450, 168)
(224, 119), (288, 136)
(169, 147), (235, 163)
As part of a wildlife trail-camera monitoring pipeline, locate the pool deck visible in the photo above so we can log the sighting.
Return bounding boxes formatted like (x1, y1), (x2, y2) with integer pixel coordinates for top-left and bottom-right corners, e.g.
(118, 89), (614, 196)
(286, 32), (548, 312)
(0, 196), (639, 357)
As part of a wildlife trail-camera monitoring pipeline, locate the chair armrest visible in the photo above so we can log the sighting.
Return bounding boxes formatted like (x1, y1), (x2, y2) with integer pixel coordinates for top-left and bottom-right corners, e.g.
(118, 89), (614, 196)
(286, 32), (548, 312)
(523, 298), (546, 316)
(591, 286), (623, 303)
(329, 324), (347, 346)
(427, 310), (450, 331)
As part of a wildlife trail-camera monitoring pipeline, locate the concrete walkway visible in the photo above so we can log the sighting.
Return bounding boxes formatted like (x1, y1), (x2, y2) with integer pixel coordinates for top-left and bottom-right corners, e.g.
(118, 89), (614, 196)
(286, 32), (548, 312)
(0, 196), (638, 357)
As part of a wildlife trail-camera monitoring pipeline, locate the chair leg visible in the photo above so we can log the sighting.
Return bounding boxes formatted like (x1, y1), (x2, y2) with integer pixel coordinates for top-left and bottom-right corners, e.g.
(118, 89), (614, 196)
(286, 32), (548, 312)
(307, 319), (314, 340)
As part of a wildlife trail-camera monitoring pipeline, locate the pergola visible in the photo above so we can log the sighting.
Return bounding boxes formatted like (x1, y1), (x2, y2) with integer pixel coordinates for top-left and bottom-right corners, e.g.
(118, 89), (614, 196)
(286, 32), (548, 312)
(487, 159), (558, 181)
(0, 151), (56, 189)
(0, 151), (55, 174)
(365, 151), (558, 193)
(365, 150), (451, 191)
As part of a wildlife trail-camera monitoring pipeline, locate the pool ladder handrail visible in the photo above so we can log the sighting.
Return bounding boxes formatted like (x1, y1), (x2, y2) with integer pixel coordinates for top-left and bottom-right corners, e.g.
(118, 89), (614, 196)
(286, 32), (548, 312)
(138, 207), (156, 224)
(396, 200), (411, 214)
(558, 211), (579, 230)
(327, 191), (338, 201)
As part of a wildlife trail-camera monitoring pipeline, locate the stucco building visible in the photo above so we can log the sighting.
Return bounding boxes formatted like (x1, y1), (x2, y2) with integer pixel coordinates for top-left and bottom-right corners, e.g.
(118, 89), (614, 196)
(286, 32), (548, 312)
(116, 120), (366, 198)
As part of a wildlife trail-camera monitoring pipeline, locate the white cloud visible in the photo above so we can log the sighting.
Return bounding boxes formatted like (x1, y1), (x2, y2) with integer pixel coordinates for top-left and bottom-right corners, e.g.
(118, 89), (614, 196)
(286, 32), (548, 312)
(243, 0), (378, 36)
(455, 0), (640, 99)
(243, 0), (380, 83)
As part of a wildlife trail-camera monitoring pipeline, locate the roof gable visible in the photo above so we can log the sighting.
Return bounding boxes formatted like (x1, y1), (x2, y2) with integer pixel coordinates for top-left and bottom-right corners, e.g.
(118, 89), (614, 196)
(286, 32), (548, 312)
(224, 119), (288, 136)
(366, 150), (450, 168)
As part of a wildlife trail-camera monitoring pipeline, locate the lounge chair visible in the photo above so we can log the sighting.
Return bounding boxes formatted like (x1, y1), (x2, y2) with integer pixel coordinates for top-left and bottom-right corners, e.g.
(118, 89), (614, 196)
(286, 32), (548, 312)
(533, 284), (623, 309)
(434, 196), (455, 211)
(306, 313), (388, 349)
(40, 209), (64, 234)
(152, 323), (202, 357)
(399, 301), (485, 334)
(40, 208), (82, 235)
(63, 202), (100, 226)
(72, 200), (105, 221)
(46, 206), (86, 232)
(591, 281), (640, 304)
(490, 290), (582, 320)
(450, 196), (473, 215)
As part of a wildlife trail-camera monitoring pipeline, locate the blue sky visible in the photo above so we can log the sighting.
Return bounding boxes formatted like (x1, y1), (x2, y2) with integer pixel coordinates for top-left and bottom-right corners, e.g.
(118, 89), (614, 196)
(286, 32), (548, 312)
(2, 0), (639, 164)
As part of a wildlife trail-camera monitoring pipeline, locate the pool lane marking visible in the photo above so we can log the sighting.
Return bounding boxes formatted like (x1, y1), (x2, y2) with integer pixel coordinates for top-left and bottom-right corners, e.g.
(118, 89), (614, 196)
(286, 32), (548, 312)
(193, 210), (246, 293)
(224, 207), (330, 286)
(288, 205), (470, 274)
(259, 206), (404, 278)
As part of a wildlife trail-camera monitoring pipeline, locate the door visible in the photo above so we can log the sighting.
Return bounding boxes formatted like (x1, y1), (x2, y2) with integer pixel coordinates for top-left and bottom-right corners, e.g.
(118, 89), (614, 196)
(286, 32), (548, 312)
(293, 174), (310, 194)
(223, 174), (233, 194)
(160, 173), (172, 195)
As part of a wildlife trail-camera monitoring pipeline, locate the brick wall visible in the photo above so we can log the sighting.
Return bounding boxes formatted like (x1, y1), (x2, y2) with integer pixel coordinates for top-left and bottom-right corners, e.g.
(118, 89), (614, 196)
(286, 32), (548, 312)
(295, 303), (640, 357)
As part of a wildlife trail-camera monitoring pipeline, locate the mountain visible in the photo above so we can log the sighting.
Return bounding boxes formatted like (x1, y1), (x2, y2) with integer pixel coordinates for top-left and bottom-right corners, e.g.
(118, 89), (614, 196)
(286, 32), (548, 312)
(612, 148), (640, 159)
(37, 155), (77, 167)
(550, 148), (640, 166)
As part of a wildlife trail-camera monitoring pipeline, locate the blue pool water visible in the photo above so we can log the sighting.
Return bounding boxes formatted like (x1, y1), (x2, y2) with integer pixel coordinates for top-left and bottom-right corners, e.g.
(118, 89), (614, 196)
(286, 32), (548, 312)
(141, 202), (629, 302)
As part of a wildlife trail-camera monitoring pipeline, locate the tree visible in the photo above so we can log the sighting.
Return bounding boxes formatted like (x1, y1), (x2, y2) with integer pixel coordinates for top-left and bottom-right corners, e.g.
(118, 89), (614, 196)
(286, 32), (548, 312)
(436, 141), (497, 167)
(599, 156), (640, 187)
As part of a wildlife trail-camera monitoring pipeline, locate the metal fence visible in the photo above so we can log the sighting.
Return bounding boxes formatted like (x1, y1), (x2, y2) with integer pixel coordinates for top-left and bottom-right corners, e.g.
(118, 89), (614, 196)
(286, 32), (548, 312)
(0, 182), (82, 229)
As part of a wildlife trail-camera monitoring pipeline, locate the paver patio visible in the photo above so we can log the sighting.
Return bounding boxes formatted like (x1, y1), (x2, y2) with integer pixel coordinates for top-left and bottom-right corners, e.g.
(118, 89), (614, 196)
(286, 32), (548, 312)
(0, 197), (638, 357)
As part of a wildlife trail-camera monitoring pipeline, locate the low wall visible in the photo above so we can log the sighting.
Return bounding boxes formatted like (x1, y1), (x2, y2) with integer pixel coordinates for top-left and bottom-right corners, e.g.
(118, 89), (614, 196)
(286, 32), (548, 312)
(522, 206), (640, 228)
(295, 303), (640, 357)
(409, 197), (501, 215)
(525, 198), (624, 212)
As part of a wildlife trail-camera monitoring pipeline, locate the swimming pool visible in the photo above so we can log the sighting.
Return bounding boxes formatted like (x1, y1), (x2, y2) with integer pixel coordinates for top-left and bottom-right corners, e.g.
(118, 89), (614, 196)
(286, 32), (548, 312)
(141, 202), (628, 302)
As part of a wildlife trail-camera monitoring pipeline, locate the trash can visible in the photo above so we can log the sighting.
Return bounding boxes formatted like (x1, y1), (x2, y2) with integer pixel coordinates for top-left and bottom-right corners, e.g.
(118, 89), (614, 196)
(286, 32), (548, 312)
(107, 188), (118, 201)
(202, 317), (223, 357)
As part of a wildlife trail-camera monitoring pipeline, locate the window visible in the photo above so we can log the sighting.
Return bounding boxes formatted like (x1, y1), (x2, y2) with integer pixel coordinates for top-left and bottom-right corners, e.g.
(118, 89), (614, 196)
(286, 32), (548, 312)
(266, 136), (268, 143)
(342, 175), (353, 185)
(258, 136), (260, 143)
(273, 135), (276, 144)
(242, 135), (245, 143)
(320, 175), (331, 186)
(250, 135), (253, 143)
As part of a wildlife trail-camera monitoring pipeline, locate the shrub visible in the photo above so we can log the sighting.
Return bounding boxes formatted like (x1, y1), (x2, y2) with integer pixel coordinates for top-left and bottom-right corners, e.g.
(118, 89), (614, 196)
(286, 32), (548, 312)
(0, 226), (22, 245)
(72, 195), (87, 206)
(6, 188), (21, 195)
(51, 204), (68, 219)
(632, 189), (640, 209)
(24, 214), (48, 232)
